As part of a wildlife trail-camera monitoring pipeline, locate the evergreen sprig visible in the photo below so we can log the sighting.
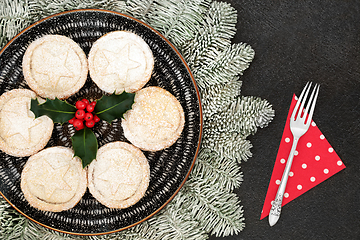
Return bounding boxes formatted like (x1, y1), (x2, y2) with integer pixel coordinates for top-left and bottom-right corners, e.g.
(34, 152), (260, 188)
(201, 79), (242, 119)
(177, 177), (245, 237)
(27, 0), (126, 20)
(193, 43), (255, 90)
(125, 0), (155, 22)
(202, 96), (274, 162)
(0, 0), (275, 239)
(149, 205), (208, 240)
(191, 148), (243, 192)
(0, 0), (31, 48)
(146, 0), (212, 47)
(182, 1), (238, 68)
(0, 197), (27, 239)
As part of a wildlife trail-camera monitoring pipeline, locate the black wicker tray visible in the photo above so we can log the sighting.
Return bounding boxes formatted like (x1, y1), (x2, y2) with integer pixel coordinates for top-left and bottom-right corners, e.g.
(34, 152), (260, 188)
(0, 9), (202, 235)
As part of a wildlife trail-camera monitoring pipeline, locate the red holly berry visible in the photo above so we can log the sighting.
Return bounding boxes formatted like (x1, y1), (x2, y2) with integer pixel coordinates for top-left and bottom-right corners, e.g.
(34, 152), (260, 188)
(68, 117), (76, 124)
(84, 112), (93, 121)
(85, 120), (95, 128)
(93, 115), (100, 123)
(73, 119), (84, 130)
(82, 99), (90, 106)
(90, 101), (96, 107)
(75, 109), (85, 119)
(75, 100), (86, 110)
(86, 104), (94, 113)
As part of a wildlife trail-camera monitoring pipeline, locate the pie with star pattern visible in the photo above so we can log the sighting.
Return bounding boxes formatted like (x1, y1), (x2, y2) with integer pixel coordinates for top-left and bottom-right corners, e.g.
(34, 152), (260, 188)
(122, 86), (185, 151)
(21, 146), (87, 212)
(22, 35), (88, 99)
(88, 31), (154, 94)
(87, 141), (150, 209)
(0, 89), (53, 157)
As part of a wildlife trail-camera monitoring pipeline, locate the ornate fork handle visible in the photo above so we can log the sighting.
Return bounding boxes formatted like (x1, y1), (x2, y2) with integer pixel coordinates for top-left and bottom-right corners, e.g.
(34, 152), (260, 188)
(269, 136), (299, 226)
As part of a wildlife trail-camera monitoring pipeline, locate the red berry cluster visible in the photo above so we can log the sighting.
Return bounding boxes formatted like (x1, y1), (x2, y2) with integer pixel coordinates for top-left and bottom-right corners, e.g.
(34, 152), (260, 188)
(69, 99), (100, 130)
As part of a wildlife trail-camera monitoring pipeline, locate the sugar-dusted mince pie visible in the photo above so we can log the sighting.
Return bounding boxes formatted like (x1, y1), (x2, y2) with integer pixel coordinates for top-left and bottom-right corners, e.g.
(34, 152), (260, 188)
(22, 35), (88, 99)
(122, 86), (185, 151)
(88, 141), (150, 209)
(21, 146), (87, 212)
(88, 31), (154, 94)
(0, 89), (53, 157)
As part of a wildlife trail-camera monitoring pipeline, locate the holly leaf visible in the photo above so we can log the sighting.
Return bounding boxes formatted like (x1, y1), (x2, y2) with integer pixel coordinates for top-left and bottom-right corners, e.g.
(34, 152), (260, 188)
(71, 127), (98, 168)
(94, 92), (135, 123)
(31, 98), (76, 123)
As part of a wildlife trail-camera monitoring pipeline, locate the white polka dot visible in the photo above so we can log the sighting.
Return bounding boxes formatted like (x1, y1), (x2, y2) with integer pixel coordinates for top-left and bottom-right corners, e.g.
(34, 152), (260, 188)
(310, 177), (316, 182)
(297, 185), (302, 190)
(302, 163), (307, 169)
(324, 168), (329, 174)
(294, 150), (299, 156)
(284, 193), (289, 198)
(289, 171), (294, 177)
(315, 155), (320, 161)
(306, 142), (312, 148)
(276, 180), (281, 185)
(337, 160), (343, 166)
(328, 147), (334, 153)
(280, 158), (286, 164)
(271, 200), (274, 205)
(311, 121), (316, 127)
(320, 134), (325, 140)
(295, 96), (298, 100)
(285, 137), (290, 143)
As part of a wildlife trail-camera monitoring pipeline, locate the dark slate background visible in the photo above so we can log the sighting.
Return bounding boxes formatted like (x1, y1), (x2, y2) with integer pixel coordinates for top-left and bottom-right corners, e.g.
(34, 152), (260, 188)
(210, 0), (360, 239)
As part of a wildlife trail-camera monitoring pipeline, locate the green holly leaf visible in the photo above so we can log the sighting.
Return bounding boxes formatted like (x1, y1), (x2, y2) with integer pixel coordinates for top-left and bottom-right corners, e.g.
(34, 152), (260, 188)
(71, 127), (98, 168)
(94, 92), (135, 123)
(31, 98), (76, 123)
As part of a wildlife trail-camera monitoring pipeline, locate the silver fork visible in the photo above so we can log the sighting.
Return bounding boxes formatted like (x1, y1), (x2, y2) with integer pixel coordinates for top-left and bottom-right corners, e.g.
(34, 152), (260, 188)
(269, 82), (320, 227)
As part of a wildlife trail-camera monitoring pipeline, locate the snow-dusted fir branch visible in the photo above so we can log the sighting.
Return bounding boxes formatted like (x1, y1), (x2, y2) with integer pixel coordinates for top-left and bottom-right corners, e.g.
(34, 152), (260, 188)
(206, 96), (275, 138)
(193, 43), (255, 90)
(125, 0), (154, 21)
(97, 221), (158, 240)
(202, 127), (253, 162)
(202, 96), (274, 162)
(191, 148), (243, 191)
(145, 0), (211, 47)
(109, 200), (208, 240)
(21, 220), (83, 240)
(182, 1), (237, 69)
(149, 205), (208, 240)
(201, 79), (242, 119)
(228, 96), (275, 136)
(27, 0), (126, 21)
(0, 197), (27, 239)
(0, 0), (31, 48)
(178, 177), (245, 237)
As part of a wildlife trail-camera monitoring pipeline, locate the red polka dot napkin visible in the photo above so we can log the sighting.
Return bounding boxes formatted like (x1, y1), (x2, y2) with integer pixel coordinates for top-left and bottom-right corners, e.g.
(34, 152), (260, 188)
(260, 94), (345, 220)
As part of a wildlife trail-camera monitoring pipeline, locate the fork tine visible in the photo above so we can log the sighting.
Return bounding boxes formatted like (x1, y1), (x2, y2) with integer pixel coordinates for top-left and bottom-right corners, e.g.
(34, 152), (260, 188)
(304, 83), (318, 120)
(297, 82), (312, 120)
(292, 82), (311, 120)
(291, 82), (308, 120)
(305, 84), (320, 125)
